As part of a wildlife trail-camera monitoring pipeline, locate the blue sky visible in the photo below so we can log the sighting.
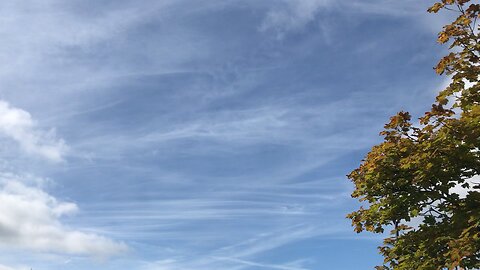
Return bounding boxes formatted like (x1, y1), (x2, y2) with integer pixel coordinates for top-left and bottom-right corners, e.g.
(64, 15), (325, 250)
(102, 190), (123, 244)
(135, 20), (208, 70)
(0, 1), (451, 269)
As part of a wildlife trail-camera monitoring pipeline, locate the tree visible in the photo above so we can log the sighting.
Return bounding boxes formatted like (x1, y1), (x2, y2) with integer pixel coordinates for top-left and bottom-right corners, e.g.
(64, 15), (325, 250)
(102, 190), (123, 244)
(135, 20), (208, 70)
(347, 1), (480, 269)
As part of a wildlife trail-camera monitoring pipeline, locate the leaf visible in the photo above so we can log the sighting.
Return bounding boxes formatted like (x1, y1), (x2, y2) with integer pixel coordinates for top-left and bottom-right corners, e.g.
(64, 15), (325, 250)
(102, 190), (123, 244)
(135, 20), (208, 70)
(428, 3), (444, 13)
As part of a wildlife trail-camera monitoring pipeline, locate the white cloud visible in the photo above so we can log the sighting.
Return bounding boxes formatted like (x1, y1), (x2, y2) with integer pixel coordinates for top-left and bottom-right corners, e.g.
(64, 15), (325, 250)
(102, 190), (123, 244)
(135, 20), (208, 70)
(450, 175), (480, 199)
(0, 179), (127, 258)
(0, 100), (67, 162)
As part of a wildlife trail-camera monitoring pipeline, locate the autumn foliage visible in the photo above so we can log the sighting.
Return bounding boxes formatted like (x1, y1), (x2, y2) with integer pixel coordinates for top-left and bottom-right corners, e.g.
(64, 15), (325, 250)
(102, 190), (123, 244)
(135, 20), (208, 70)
(348, 1), (480, 269)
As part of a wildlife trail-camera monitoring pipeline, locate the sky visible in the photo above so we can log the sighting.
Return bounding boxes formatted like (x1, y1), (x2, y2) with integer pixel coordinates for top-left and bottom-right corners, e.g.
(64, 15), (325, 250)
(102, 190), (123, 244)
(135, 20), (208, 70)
(0, 1), (453, 270)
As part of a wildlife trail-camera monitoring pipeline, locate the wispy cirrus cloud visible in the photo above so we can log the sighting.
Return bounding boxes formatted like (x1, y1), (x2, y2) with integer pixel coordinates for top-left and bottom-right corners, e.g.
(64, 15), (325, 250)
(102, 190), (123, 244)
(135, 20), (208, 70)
(212, 257), (309, 270)
(259, 0), (441, 39)
(260, 0), (333, 38)
(132, 224), (335, 270)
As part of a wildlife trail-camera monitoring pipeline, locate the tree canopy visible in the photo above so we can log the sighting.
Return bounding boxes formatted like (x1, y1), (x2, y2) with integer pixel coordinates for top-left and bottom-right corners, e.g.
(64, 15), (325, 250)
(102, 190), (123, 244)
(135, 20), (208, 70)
(347, 1), (480, 269)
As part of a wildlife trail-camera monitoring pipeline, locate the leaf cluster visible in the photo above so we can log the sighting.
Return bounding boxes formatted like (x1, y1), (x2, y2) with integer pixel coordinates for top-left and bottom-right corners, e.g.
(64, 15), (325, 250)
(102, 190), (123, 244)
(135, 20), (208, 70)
(348, 1), (480, 269)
